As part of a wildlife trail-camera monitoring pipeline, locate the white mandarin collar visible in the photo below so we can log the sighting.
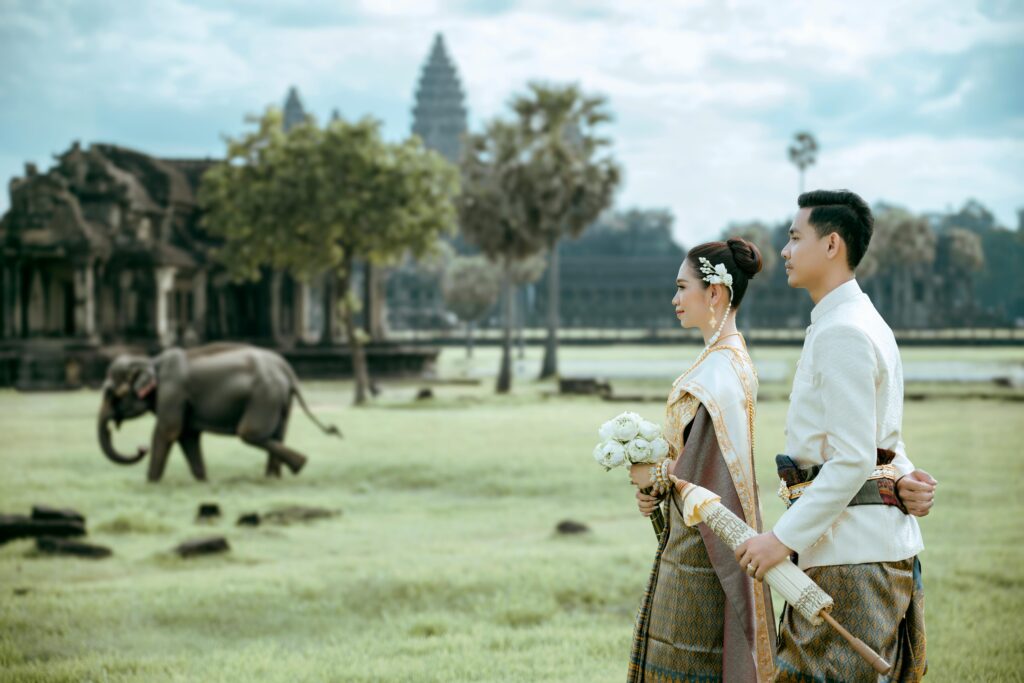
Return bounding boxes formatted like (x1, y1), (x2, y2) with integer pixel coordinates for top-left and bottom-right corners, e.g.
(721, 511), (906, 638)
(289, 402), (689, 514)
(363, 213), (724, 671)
(810, 278), (863, 324)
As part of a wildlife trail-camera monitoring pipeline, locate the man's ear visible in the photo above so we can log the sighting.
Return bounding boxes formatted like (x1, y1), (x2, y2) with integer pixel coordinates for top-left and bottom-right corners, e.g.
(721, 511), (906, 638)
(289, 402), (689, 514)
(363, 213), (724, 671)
(826, 232), (844, 260)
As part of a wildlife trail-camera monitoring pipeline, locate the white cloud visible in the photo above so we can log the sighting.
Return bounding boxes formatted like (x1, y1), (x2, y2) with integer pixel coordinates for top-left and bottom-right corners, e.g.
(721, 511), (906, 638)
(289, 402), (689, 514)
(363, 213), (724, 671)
(815, 134), (1024, 215)
(0, 0), (1021, 235)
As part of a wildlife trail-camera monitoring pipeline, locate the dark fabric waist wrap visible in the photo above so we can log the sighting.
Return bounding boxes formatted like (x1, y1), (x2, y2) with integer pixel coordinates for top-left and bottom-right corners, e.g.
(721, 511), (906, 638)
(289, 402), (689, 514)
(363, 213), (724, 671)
(776, 448), (908, 513)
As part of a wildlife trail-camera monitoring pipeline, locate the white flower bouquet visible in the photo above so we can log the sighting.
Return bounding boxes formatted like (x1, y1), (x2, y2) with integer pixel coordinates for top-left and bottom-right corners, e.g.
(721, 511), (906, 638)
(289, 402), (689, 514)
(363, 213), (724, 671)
(593, 411), (671, 536)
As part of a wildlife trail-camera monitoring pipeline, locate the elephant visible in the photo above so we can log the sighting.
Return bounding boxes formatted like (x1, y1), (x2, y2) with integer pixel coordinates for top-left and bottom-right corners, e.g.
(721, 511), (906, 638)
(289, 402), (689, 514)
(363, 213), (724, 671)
(97, 342), (342, 482)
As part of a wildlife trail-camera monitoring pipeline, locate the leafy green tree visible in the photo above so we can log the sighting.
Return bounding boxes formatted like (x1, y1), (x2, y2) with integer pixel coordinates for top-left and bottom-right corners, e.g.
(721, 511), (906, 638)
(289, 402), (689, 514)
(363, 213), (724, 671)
(199, 108), (459, 404)
(936, 227), (985, 320)
(442, 255), (501, 358)
(859, 206), (936, 327)
(720, 221), (777, 330)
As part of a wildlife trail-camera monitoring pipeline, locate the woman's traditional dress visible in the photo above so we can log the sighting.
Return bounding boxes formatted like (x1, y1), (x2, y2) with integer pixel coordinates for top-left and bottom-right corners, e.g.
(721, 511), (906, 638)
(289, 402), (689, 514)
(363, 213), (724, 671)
(628, 345), (776, 683)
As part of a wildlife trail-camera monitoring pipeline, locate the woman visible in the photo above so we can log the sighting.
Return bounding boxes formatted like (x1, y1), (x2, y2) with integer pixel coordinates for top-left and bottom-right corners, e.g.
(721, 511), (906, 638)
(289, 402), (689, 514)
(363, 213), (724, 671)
(627, 238), (776, 683)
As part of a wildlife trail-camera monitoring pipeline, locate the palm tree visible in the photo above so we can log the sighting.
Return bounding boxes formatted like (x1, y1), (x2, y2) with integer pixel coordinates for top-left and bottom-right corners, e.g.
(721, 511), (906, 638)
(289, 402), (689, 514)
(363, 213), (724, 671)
(510, 83), (621, 379)
(507, 252), (547, 358)
(787, 132), (818, 194)
(458, 121), (546, 393)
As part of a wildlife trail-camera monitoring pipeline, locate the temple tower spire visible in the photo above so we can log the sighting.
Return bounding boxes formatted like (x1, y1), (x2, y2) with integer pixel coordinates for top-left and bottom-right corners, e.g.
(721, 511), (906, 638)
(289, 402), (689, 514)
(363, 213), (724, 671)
(411, 34), (468, 163)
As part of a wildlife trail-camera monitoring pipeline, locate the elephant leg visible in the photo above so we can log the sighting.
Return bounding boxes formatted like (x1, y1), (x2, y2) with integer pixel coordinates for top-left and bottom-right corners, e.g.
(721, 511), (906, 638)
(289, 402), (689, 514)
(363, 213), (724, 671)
(263, 440), (308, 474)
(179, 430), (207, 481)
(146, 430), (176, 482)
(265, 456), (283, 478)
(238, 399), (306, 474)
(264, 407), (290, 478)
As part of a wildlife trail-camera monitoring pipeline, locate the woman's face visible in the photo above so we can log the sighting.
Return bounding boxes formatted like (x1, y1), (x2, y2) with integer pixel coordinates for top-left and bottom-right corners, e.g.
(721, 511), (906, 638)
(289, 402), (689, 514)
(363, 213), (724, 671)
(671, 259), (712, 329)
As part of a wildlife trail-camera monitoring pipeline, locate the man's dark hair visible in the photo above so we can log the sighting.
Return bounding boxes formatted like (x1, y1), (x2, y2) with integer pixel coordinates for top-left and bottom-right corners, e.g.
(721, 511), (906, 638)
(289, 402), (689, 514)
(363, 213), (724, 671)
(797, 189), (873, 269)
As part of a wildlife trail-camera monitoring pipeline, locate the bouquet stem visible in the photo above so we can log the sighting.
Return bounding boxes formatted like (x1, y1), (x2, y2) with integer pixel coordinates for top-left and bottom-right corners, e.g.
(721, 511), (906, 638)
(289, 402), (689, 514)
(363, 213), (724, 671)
(640, 486), (666, 538)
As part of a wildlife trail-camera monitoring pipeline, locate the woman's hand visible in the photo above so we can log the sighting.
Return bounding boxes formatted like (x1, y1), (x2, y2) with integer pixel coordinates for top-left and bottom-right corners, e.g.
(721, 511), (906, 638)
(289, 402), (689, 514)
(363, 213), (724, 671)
(629, 462), (653, 489)
(636, 489), (661, 517)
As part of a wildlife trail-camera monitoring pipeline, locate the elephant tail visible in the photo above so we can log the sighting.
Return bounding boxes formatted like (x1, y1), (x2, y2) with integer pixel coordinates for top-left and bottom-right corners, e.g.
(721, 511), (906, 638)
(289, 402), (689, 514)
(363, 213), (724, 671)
(285, 366), (343, 439)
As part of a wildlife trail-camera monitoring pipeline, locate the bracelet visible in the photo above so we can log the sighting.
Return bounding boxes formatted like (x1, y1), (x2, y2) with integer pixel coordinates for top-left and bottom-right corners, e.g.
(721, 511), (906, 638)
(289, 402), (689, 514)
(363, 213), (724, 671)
(647, 466), (663, 493)
(649, 457), (672, 495)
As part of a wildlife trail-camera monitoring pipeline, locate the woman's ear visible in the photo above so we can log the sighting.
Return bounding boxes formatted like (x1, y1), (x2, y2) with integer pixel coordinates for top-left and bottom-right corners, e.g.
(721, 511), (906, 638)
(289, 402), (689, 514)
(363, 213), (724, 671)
(707, 283), (720, 307)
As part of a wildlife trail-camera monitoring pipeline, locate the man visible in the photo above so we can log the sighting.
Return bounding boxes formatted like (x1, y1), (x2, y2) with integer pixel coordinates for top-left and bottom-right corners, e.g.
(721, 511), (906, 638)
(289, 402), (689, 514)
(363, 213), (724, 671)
(735, 190), (936, 681)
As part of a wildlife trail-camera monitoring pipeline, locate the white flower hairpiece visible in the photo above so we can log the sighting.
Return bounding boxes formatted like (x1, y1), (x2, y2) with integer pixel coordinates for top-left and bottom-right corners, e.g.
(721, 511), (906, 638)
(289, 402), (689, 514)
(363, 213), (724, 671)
(698, 257), (734, 301)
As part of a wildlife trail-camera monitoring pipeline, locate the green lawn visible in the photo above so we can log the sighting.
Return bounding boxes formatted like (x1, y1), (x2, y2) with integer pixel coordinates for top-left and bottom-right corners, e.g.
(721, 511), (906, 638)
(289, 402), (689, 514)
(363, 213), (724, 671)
(0, 347), (1022, 681)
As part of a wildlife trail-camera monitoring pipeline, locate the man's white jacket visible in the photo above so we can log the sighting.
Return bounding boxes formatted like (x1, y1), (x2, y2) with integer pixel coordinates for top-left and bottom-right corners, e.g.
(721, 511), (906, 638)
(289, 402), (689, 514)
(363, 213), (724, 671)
(773, 278), (924, 569)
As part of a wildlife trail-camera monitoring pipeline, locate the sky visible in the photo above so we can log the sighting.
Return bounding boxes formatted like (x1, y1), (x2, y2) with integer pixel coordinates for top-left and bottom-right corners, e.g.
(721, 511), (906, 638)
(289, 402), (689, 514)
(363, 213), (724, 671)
(1, 0), (1022, 245)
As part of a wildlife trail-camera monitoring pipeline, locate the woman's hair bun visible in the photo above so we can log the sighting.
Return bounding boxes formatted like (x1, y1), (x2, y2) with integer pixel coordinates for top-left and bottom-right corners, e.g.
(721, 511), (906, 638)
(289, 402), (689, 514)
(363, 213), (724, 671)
(726, 237), (763, 278)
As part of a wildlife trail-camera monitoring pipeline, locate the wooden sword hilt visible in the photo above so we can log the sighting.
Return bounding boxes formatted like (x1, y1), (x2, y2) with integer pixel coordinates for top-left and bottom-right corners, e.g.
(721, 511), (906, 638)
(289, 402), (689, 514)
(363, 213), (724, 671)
(819, 610), (892, 675)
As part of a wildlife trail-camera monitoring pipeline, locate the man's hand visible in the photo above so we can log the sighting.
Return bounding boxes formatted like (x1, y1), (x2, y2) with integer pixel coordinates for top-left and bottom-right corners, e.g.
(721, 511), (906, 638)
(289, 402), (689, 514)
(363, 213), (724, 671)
(636, 489), (661, 517)
(735, 532), (792, 581)
(629, 463), (653, 489)
(897, 469), (937, 517)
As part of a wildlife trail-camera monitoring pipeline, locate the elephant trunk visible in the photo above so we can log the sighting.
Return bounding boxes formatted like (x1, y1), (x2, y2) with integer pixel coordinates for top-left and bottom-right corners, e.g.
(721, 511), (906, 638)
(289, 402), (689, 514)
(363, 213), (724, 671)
(98, 395), (147, 465)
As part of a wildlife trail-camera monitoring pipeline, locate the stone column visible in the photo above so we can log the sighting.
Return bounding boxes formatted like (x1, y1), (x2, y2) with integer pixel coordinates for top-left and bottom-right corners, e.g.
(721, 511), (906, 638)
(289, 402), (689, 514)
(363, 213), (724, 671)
(28, 268), (46, 335)
(269, 271), (284, 346)
(0, 263), (11, 338)
(192, 269), (207, 341)
(10, 261), (22, 338)
(155, 266), (177, 347)
(117, 270), (132, 337)
(304, 274), (326, 345)
(296, 280), (307, 344)
(73, 262), (98, 342)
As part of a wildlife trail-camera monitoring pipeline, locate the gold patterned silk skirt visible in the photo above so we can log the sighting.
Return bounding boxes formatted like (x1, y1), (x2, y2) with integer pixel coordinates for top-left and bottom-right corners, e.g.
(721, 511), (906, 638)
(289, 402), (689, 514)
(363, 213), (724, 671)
(774, 557), (926, 683)
(628, 494), (725, 682)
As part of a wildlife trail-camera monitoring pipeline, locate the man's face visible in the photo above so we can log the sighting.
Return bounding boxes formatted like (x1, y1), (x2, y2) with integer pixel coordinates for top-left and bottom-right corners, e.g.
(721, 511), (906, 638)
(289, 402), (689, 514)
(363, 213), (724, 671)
(781, 208), (832, 290)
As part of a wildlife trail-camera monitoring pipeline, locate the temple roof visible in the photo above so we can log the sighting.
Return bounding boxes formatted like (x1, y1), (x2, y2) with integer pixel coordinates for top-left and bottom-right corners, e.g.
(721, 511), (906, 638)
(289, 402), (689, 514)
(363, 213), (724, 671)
(0, 142), (208, 266)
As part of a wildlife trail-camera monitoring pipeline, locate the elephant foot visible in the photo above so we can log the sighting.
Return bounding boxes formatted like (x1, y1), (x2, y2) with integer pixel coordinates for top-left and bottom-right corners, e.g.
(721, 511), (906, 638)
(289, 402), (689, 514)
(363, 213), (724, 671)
(288, 455), (307, 475)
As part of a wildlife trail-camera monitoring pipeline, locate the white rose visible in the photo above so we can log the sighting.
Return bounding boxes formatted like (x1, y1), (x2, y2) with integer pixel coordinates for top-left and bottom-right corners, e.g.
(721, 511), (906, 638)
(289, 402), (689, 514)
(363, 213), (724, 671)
(649, 437), (670, 461)
(638, 420), (661, 441)
(598, 419), (616, 441)
(594, 440), (627, 470)
(611, 412), (641, 441)
(714, 263), (729, 278)
(625, 437), (654, 464)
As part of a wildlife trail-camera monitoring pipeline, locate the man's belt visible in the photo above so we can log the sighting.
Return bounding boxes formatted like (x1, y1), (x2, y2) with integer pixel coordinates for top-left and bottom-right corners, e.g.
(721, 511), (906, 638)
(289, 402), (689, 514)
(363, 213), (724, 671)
(776, 448), (907, 513)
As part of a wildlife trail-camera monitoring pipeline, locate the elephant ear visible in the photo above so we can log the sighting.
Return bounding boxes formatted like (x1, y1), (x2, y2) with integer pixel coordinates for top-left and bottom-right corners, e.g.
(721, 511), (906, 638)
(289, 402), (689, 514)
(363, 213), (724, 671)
(132, 365), (157, 399)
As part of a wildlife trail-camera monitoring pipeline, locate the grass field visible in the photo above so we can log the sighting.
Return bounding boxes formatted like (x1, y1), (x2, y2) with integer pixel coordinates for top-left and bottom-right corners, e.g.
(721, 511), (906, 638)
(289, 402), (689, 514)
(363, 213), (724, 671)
(1, 346), (1022, 682)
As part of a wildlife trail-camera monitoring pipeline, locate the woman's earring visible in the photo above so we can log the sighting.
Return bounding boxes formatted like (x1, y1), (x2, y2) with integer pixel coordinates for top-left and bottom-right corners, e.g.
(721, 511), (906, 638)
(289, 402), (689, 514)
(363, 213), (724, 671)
(708, 308), (717, 328)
